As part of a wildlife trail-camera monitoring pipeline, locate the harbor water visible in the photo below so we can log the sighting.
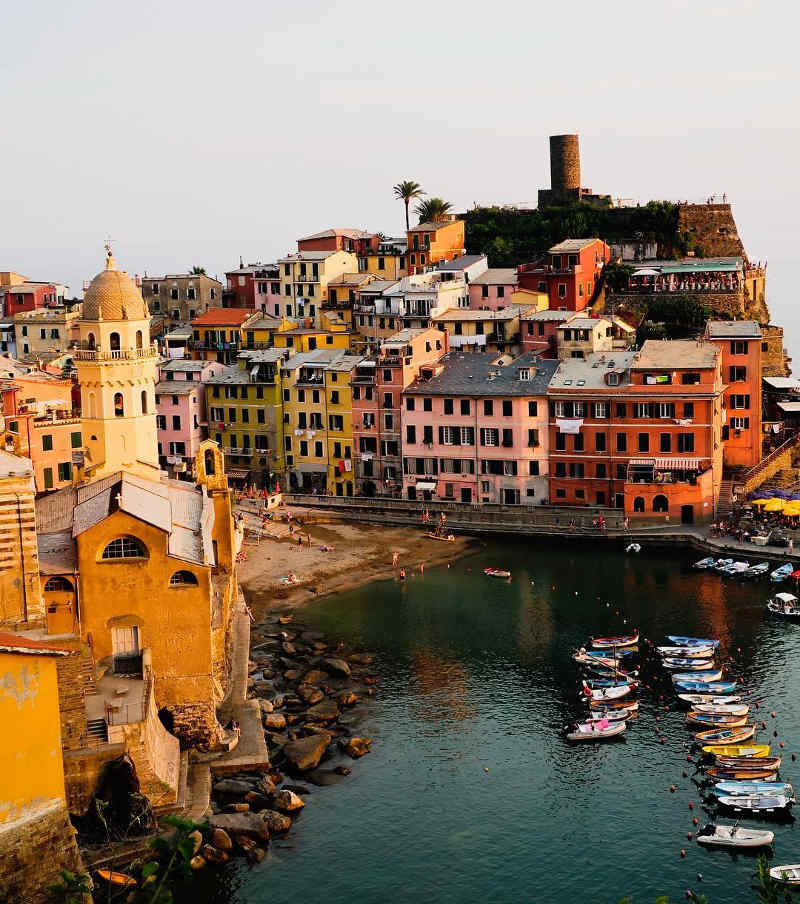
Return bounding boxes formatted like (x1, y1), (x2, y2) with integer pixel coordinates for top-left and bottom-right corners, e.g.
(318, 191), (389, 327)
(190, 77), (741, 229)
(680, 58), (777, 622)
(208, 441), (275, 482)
(193, 540), (800, 903)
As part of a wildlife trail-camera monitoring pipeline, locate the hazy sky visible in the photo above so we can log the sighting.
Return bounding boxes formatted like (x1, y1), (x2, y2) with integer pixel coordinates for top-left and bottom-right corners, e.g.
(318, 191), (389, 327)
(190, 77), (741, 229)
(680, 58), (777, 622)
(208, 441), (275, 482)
(2, 0), (798, 303)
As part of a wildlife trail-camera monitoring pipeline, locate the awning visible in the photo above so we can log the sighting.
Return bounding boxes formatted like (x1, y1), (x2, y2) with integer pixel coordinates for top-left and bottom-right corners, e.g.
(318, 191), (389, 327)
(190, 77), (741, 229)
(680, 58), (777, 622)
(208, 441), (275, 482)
(556, 417), (584, 434)
(778, 402), (800, 413)
(227, 469), (250, 480)
(654, 458), (701, 470)
(415, 481), (437, 491)
(632, 268), (660, 276)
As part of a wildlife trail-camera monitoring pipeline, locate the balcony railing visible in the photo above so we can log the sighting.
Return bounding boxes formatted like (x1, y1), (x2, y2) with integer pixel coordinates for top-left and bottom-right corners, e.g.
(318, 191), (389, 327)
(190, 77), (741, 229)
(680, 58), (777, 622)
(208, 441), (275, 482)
(75, 344), (158, 361)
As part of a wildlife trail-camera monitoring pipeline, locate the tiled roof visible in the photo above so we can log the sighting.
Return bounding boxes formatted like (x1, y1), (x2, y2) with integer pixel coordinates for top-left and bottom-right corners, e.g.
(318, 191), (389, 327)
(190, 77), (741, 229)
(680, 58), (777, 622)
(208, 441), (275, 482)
(298, 228), (370, 241)
(549, 352), (637, 390)
(520, 310), (572, 322)
(191, 309), (255, 326)
(470, 268), (519, 286)
(436, 255), (486, 271)
(406, 352), (558, 397)
(155, 380), (198, 396)
(36, 486), (78, 533)
(37, 529), (77, 574)
(160, 359), (208, 372)
(278, 251), (340, 262)
(558, 317), (609, 330)
(0, 632), (70, 656)
(358, 280), (399, 294)
(705, 320), (762, 339)
(408, 220), (460, 233)
(548, 238), (602, 253)
(0, 449), (33, 478)
(328, 273), (375, 286)
(432, 304), (532, 322)
(634, 339), (719, 369)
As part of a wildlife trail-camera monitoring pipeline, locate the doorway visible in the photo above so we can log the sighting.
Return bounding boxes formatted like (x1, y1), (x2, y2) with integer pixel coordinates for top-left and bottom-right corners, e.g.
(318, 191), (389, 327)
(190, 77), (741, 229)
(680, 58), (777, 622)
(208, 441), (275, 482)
(681, 504), (694, 525)
(460, 487), (472, 503)
(112, 626), (141, 675)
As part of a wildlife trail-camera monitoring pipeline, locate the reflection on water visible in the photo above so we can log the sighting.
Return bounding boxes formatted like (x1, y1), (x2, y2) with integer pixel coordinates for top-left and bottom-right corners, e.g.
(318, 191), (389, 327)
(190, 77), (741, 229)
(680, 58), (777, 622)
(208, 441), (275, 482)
(222, 541), (800, 904)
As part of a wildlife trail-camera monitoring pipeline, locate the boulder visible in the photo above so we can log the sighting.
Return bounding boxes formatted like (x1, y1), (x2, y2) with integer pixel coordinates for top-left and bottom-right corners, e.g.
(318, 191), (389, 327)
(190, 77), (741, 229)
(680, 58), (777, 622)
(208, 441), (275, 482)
(282, 641), (297, 655)
(261, 809), (292, 833)
(343, 737), (372, 759)
(349, 653), (374, 665)
(190, 855), (206, 870)
(336, 691), (357, 707)
(258, 699), (274, 714)
(273, 789), (305, 813)
(284, 669), (302, 681)
(234, 835), (257, 852)
(211, 828), (233, 851)
(258, 775), (277, 795)
(202, 844), (229, 864)
(208, 812), (269, 842)
(263, 712), (287, 731)
(303, 669), (329, 685)
(305, 700), (340, 723)
(283, 733), (331, 771)
(323, 658), (351, 677)
(251, 847), (266, 863)
(225, 802), (250, 813)
(298, 684), (324, 705)
(187, 830), (203, 855)
(306, 769), (347, 787)
(245, 791), (273, 811)
(213, 778), (253, 796)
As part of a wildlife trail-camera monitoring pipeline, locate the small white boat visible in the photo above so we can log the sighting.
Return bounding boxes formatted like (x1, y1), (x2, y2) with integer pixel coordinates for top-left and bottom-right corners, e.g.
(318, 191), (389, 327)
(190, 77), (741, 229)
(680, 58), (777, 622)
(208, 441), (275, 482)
(770, 563), (794, 583)
(662, 658), (716, 670)
(742, 562), (770, 578)
(717, 794), (794, 813)
(722, 561), (750, 576)
(693, 557), (716, 570)
(484, 567), (511, 579)
(678, 693), (742, 706)
(694, 702), (749, 716)
(769, 865), (800, 885)
(696, 823), (774, 849)
(657, 645), (715, 659)
(715, 781), (794, 798)
(767, 592), (800, 618)
(671, 668), (723, 683)
(626, 543), (641, 554)
(566, 719), (626, 742)
(712, 558), (734, 572)
(586, 709), (629, 723)
(590, 630), (639, 649)
(581, 682), (632, 701)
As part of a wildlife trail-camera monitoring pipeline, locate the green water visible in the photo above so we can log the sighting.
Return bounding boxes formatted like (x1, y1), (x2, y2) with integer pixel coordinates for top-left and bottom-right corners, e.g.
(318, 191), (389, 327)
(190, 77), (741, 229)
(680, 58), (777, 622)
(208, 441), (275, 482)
(201, 540), (800, 903)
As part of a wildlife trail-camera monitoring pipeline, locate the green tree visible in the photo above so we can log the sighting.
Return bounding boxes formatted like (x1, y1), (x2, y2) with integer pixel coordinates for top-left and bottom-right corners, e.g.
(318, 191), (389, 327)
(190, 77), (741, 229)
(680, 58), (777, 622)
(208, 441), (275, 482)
(393, 181), (425, 231)
(603, 261), (635, 293)
(415, 197), (453, 224)
(189, 266), (206, 275)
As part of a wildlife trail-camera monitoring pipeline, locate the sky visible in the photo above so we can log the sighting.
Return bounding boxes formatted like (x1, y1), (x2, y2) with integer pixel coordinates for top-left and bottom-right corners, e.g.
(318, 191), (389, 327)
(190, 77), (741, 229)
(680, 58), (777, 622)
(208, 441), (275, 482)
(2, 0), (798, 347)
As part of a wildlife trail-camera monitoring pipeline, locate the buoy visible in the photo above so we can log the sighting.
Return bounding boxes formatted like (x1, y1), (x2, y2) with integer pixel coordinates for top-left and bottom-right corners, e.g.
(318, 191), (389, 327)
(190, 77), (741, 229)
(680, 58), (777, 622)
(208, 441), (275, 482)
(792, 753), (796, 761)
(771, 711), (776, 718)
(687, 832), (693, 840)
(484, 766), (489, 773)
(575, 591), (578, 596)
(697, 874), (703, 882)
(780, 741), (785, 748)
(755, 701), (760, 708)
(688, 801), (694, 810)
(687, 755), (693, 762)
(692, 817), (698, 826)
(606, 603), (610, 607)
(670, 784), (676, 793)
(660, 737), (666, 744)
(761, 722), (767, 729)
(682, 770), (688, 778)
(774, 730), (779, 738)
(680, 849), (686, 858)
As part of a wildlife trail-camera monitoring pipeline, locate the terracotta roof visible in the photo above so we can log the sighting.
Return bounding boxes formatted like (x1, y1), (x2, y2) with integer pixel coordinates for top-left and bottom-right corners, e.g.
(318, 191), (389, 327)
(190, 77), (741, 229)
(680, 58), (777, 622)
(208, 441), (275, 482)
(191, 308), (255, 326)
(0, 632), (70, 656)
(83, 255), (148, 322)
(298, 228), (370, 241)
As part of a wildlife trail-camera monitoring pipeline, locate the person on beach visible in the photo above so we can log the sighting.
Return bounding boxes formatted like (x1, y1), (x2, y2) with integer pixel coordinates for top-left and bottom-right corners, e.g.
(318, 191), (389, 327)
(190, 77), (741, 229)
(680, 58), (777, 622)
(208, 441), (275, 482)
(392, 551), (399, 568)
(306, 532), (312, 547)
(399, 568), (406, 581)
(419, 563), (424, 575)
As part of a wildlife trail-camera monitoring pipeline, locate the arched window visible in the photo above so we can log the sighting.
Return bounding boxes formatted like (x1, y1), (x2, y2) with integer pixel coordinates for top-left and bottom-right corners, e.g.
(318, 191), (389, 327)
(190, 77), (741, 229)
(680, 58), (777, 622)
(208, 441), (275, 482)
(110, 332), (121, 351)
(135, 330), (143, 349)
(141, 390), (148, 414)
(88, 392), (96, 418)
(114, 392), (124, 417)
(653, 494), (669, 513)
(633, 496), (645, 513)
(204, 449), (216, 476)
(87, 332), (96, 350)
(169, 570), (198, 586)
(101, 536), (147, 560)
(44, 576), (74, 592)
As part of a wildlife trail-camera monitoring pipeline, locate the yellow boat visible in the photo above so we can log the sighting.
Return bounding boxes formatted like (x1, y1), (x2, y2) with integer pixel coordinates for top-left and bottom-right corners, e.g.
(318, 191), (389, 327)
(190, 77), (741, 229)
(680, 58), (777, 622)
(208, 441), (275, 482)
(95, 869), (137, 888)
(701, 744), (770, 758)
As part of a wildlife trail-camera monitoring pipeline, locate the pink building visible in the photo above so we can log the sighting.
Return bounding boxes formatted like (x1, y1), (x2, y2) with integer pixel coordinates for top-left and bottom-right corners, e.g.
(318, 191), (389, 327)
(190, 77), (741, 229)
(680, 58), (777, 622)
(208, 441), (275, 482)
(352, 328), (447, 497)
(156, 358), (225, 479)
(520, 310), (571, 357)
(401, 352), (558, 504)
(468, 268), (519, 310)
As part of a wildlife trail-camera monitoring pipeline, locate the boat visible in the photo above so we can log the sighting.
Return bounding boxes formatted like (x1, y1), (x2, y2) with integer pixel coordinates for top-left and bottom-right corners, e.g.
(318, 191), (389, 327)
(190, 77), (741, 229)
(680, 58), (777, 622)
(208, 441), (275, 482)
(565, 719), (626, 742)
(426, 532), (455, 542)
(695, 823), (774, 849)
(686, 712), (748, 729)
(769, 866), (800, 885)
(581, 682), (633, 701)
(586, 708), (630, 723)
(721, 560), (750, 576)
(657, 645), (715, 659)
(703, 744), (770, 759)
(662, 658), (716, 670)
(667, 636), (720, 649)
(573, 652), (620, 668)
(693, 557), (717, 570)
(717, 794), (794, 814)
(590, 630), (639, 649)
(742, 562), (770, 578)
(767, 592), (800, 618)
(671, 668), (723, 683)
(715, 782), (793, 798)
(694, 725), (755, 744)
(712, 558), (734, 573)
(484, 568), (511, 579)
(706, 766), (778, 781)
(588, 698), (639, 712)
(770, 563), (794, 583)
(716, 756), (781, 770)
(678, 693), (743, 705)
(625, 543), (642, 554)
(95, 870), (138, 888)
(694, 702), (749, 716)
(583, 677), (639, 689)
(673, 680), (733, 695)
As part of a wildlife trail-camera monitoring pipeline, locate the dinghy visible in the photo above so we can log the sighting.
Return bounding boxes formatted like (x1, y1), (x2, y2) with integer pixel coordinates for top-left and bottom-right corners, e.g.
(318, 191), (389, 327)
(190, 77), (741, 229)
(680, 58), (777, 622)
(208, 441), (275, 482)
(588, 698), (639, 713)
(693, 557), (716, 570)
(678, 693), (742, 705)
(695, 823), (774, 849)
(586, 709), (630, 723)
(484, 568), (511, 579)
(667, 636), (720, 649)
(715, 782), (793, 798)
(694, 702), (749, 716)
(657, 645), (715, 659)
(662, 658), (716, 670)
(715, 755), (781, 771)
(770, 563), (794, 583)
(581, 682), (632, 701)
(769, 865), (800, 885)
(671, 668), (723, 683)
(703, 744), (770, 759)
(565, 719), (626, 742)
(712, 558), (734, 573)
(742, 562), (770, 578)
(717, 794), (794, 814)
(767, 592), (800, 618)
(722, 561), (751, 576)
(625, 543), (642, 554)
(583, 677), (640, 689)
(573, 652), (620, 669)
(686, 712), (747, 729)
(590, 630), (639, 649)
(706, 766), (778, 781)
(673, 680), (736, 694)
(694, 725), (755, 744)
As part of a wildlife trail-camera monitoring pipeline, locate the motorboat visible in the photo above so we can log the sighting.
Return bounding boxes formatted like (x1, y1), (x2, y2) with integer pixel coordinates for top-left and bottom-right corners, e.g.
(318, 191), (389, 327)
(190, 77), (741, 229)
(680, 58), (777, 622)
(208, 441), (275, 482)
(721, 561), (751, 576)
(769, 866), (800, 885)
(770, 563), (794, 583)
(767, 592), (800, 618)
(586, 708), (630, 723)
(706, 766), (777, 781)
(565, 719), (626, 742)
(671, 668), (723, 683)
(715, 782), (793, 798)
(712, 558), (734, 573)
(662, 658), (716, 670)
(678, 693), (743, 705)
(674, 680), (736, 694)
(590, 630), (639, 649)
(717, 794), (794, 814)
(694, 702), (749, 716)
(581, 682), (633, 701)
(686, 712), (748, 729)
(657, 645), (715, 659)
(693, 725), (755, 744)
(667, 635), (720, 649)
(695, 823), (774, 849)
(742, 562), (770, 578)
(625, 543), (641, 554)
(484, 568), (511, 579)
(702, 744), (771, 759)
(693, 557), (717, 570)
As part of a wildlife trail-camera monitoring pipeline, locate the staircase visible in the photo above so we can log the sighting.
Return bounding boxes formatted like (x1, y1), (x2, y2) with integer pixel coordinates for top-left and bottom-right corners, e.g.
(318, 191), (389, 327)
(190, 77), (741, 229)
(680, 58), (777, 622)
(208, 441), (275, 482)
(87, 718), (108, 744)
(716, 480), (734, 520)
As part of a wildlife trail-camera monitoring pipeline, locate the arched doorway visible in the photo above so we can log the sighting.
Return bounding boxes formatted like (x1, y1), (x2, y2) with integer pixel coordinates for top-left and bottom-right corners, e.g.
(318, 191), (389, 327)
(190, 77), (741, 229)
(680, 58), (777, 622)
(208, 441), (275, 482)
(653, 494), (669, 513)
(110, 332), (121, 351)
(87, 332), (96, 350)
(633, 496), (645, 513)
(43, 576), (76, 634)
(135, 330), (143, 349)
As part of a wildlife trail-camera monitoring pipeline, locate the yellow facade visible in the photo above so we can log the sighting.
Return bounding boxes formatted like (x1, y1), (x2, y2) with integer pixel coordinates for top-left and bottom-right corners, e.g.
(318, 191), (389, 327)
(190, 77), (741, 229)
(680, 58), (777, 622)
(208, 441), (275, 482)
(511, 288), (549, 311)
(361, 251), (406, 280)
(325, 361), (357, 495)
(273, 323), (355, 353)
(278, 250), (359, 320)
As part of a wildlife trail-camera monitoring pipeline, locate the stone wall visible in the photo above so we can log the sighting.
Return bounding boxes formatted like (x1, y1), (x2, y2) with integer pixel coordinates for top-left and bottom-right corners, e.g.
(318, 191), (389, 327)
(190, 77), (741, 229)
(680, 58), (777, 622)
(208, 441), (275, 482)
(56, 645), (94, 753)
(165, 701), (224, 751)
(677, 204), (745, 258)
(0, 469), (46, 630)
(63, 744), (125, 815)
(0, 801), (82, 904)
(762, 324), (792, 377)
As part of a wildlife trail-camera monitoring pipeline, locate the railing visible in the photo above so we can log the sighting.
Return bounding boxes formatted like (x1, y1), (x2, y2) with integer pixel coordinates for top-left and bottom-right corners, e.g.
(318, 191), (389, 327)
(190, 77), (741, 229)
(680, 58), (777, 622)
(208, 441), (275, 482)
(610, 284), (742, 296)
(74, 344), (158, 361)
(112, 652), (143, 677)
(743, 430), (800, 493)
(295, 274), (318, 283)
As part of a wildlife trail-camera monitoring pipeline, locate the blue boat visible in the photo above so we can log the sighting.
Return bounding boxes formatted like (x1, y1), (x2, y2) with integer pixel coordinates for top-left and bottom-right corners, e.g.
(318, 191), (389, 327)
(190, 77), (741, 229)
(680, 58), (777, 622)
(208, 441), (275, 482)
(770, 563), (793, 583)
(585, 648), (635, 658)
(674, 680), (737, 694)
(667, 635), (720, 649)
(584, 678), (637, 689)
(671, 668), (723, 683)
(715, 781), (794, 798)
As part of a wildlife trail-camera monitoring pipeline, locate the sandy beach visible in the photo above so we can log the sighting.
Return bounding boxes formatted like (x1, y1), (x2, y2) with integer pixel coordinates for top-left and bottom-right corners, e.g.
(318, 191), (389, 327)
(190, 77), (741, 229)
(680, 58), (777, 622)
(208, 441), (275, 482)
(236, 503), (481, 614)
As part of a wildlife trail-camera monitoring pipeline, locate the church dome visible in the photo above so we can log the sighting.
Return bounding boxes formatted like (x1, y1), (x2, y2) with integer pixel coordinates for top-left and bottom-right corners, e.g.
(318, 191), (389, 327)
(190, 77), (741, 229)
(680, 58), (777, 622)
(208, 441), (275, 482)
(82, 251), (149, 321)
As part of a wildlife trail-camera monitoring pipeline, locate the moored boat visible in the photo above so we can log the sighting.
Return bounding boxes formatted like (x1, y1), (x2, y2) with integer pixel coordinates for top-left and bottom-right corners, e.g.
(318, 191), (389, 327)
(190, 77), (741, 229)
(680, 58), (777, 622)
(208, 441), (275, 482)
(715, 781), (793, 798)
(769, 865), (800, 884)
(590, 630), (639, 649)
(678, 692), (742, 705)
(671, 668), (723, 683)
(717, 794), (794, 814)
(742, 562), (770, 578)
(694, 725), (755, 744)
(712, 558), (734, 573)
(767, 592), (800, 618)
(686, 712), (747, 729)
(581, 682), (632, 701)
(588, 698), (639, 712)
(484, 567), (511, 579)
(662, 658), (716, 670)
(95, 870), (138, 889)
(657, 645), (715, 659)
(706, 766), (778, 781)
(573, 652), (620, 668)
(722, 561), (751, 576)
(694, 702), (749, 716)
(673, 680), (736, 694)
(583, 677), (640, 689)
(695, 823), (774, 849)
(693, 557), (716, 570)
(586, 709), (630, 723)
(715, 755), (781, 770)
(565, 719), (626, 742)
(667, 635), (720, 649)
(770, 563), (794, 583)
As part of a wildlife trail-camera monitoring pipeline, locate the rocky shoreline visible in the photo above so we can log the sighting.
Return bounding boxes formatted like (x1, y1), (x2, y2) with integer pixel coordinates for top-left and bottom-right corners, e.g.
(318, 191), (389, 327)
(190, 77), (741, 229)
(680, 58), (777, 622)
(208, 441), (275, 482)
(195, 611), (376, 870)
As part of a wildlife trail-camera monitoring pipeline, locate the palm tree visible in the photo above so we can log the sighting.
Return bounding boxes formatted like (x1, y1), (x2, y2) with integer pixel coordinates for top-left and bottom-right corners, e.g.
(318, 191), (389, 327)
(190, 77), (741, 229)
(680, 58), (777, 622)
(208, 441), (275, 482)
(190, 265), (206, 275)
(415, 197), (453, 224)
(393, 181), (425, 231)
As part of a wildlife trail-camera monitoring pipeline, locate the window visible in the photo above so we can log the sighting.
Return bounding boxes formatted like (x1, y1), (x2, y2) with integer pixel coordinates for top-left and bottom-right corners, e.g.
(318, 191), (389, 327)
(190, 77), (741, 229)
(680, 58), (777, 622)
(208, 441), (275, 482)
(633, 497), (645, 513)
(557, 283), (567, 298)
(44, 576), (73, 591)
(555, 488), (566, 498)
(731, 394), (750, 409)
(616, 464), (626, 480)
(71, 431), (82, 448)
(592, 402), (608, 419)
(615, 403), (626, 418)
(762, 342), (769, 352)
(677, 433), (695, 452)
(480, 428), (499, 446)
(596, 463), (607, 478)
(315, 441), (323, 457)
(658, 402), (675, 419)
(481, 285), (489, 298)
(681, 372), (700, 385)
(660, 433), (671, 453)
(731, 416), (750, 430)
(42, 434), (53, 451)
(382, 392), (392, 409)
(406, 397), (415, 411)
(683, 403), (694, 418)
(384, 413), (393, 430)
(424, 398), (432, 412)
(573, 433), (584, 451)
(528, 401), (538, 417)
(483, 399), (493, 416)
(102, 536), (147, 560)
(497, 285), (505, 298)
(502, 428), (514, 447)
(595, 432), (606, 452)
(616, 433), (627, 452)
(731, 340), (747, 355)
(502, 400), (512, 417)
(172, 415), (181, 430)
(528, 429), (539, 447)
(568, 462), (585, 478)
(637, 433), (649, 453)
(406, 425), (416, 444)
(299, 440), (308, 456)
(460, 399), (470, 415)
(555, 433), (566, 451)
(529, 460), (540, 476)
(57, 461), (71, 481)
(729, 366), (747, 382)
(444, 398), (454, 415)
(653, 494), (668, 513)
(114, 392), (124, 417)
(156, 414), (167, 430)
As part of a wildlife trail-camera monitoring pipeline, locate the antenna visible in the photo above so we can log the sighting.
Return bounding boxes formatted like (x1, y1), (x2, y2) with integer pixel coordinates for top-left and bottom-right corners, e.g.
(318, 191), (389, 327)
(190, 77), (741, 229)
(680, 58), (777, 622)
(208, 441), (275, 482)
(104, 234), (116, 258)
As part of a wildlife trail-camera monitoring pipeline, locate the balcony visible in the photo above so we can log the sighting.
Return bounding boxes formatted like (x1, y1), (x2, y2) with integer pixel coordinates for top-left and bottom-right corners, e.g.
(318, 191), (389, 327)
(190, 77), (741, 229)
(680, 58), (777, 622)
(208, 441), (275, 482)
(295, 273), (318, 283)
(74, 344), (158, 361)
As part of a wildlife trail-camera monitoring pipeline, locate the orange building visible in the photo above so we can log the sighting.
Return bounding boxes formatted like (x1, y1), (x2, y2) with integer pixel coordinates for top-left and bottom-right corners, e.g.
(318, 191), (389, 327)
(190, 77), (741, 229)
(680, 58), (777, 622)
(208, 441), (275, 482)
(5, 409), (82, 492)
(547, 340), (724, 523)
(705, 321), (763, 469)
(406, 220), (465, 275)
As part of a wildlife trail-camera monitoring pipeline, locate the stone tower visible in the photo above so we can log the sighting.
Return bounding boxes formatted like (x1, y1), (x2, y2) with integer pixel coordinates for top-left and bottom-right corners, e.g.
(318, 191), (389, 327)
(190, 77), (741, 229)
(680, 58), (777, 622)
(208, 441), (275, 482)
(550, 134), (581, 197)
(75, 249), (160, 482)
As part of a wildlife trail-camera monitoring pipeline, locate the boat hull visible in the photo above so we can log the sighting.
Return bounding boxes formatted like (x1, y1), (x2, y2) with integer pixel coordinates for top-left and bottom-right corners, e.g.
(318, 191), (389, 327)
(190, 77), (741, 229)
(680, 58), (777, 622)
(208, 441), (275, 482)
(696, 824), (774, 848)
(702, 744), (770, 758)
(686, 712), (747, 729)
(694, 725), (755, 744)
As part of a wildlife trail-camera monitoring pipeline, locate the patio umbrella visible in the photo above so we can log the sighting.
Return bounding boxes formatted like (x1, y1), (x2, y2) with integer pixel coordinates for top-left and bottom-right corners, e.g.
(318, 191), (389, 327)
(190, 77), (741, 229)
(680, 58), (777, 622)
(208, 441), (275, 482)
(751, 498), (769, 507)
(783, 502), (800, 516)
(764, 498), (785, 512)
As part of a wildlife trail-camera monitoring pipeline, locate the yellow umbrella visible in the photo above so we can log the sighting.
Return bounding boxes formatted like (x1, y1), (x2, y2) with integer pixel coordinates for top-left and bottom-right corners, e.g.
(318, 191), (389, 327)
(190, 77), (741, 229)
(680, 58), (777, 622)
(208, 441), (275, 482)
(764, 498), (785, 513)
(783, 502), (800, 516)
(751, 498), (769, 507)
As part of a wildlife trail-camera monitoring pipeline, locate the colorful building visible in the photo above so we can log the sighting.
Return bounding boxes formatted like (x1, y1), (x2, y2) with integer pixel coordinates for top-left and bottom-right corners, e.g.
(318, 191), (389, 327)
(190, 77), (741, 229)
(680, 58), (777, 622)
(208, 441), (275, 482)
(5, 407), (82, 493)
(223, 263), (281, 312)
(278, 250), (359, 321)
(406, 220), (465, 274)
(14, 307), (81, 361)
(324, 272), (378, 327)
(1, 281), (64, 317)
(272, 318), (356, 353)
(518, 238), (610, 311)
(296, 227), (370, 254)
(324, 355), (363, 496)
(469, 268), (520, 310)
(556, 315), (634, 360)
(401, 352), (557, 504)
(431, 304), (533, 356)
(357, 236), (407, 279)
(190, 308), (261, 364)
(142, 272), (221, 321)
(391, 273), (469, 330)
(351, 280), (401, 347)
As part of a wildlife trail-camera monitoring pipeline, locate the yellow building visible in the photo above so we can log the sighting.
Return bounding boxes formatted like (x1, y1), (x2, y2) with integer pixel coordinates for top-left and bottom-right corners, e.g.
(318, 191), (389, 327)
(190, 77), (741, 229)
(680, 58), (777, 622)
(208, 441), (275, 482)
(190, 308), (263, 365)
(243, 313), (285, 349)
(431, 304), (535, 355)
(359, 237), (408, 279)
(14, 306), (82, 361)
(510, 287), (549, 310)
(324, 355), (361, 496)
(278, 250), (359, 321)
(273, 318), (356, 353)
(324, 272), (377, 328)
(406, 219), (465, 274)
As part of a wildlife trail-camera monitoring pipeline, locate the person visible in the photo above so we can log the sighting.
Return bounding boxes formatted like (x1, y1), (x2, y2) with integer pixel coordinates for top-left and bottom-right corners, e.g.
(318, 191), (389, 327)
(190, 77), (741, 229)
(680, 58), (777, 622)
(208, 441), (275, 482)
(306, 532), (312, 547)
(399, 568), (406, 581)
(392, 551), (399, 568)
(297, 535), (303, 547)
(419, 562), (424, 575)
(790, 538), (794, 554)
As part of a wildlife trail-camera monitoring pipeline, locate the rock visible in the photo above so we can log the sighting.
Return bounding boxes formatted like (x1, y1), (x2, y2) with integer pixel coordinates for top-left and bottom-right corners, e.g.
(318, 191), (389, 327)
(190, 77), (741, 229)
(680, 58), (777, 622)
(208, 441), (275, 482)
(282, 641), (297, 655)
(350, 653), (374, 665)
(335, 766), (352, 776)
(278, 615), (293, 624)
(225, 803), (250, 813)
(258, 699), (274, 714)
(283, 783), (310, 795)
(303, 669), (329, 685)
(258, 775), (277, 795)
(305, 700), (340, 723)
(284, 669), (302, 681)
(188, 830), (203, 855)
(324, 658), (351, 677)
(336, 691), (357, 707)
(202, 844), (229, 864)
(285, 713), (301, 725)
(343, 737), (372, 758)
(190, 855), (206, 870)
(262, 809), (292, 833)
(251, 847), (266, 863)
(305, 723), (339, 736)
(212, 828), (233, 850)
(312, 642), (328, 652)
(208, 812), (269, 841)
(273, 789), (305, 812)
(280, 631), (295, 641)
(281, 657), (300, 670)
(283, 733), (331, 771)
(364, 676), (377, 685)
(298, 684), (324, 705)
(306, 769), (347, 787)
(252, 680), (275, 695)
(245, 791), (272, 811)
(213, 779), (253, 795)
(263, 712), (287, 730)
(234, 835), (256, 852)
